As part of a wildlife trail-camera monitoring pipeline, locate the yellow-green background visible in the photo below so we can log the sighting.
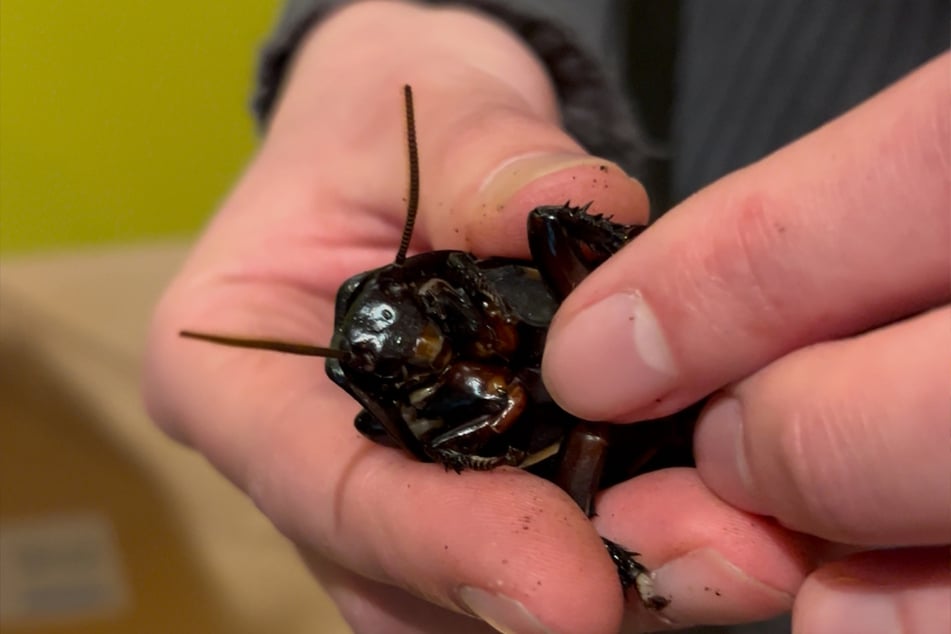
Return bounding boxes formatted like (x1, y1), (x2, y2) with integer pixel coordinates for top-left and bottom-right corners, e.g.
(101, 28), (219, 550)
(1, 2), (281, 253)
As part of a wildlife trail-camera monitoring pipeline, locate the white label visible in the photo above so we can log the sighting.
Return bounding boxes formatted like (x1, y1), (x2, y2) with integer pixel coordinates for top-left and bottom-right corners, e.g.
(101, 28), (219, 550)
(0, 513), (128, 624)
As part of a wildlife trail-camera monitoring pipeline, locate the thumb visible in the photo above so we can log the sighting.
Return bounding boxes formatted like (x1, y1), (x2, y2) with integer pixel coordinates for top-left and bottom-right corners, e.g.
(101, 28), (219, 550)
(409, 91), (650, 257)
(262, 1), (651, 263)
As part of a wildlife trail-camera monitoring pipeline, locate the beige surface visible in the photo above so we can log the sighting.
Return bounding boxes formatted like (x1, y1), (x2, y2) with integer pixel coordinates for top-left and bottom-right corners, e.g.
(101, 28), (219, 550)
(0, 242), (351, 633)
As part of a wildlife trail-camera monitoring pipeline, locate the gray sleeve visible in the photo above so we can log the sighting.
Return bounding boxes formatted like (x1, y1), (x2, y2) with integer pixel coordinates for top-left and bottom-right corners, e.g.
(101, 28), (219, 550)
(252, 0), (651, 177)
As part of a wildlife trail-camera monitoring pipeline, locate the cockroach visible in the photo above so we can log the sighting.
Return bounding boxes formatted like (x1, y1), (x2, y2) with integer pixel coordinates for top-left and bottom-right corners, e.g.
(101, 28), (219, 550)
(182, 85), (696, 610)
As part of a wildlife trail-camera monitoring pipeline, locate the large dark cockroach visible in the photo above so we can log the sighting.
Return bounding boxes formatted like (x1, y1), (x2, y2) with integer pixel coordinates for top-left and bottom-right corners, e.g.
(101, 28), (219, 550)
(181, 85), (696, 610)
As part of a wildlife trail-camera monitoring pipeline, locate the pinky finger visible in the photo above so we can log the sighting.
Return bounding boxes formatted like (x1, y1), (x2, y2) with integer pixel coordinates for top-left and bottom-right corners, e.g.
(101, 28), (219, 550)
(793, 548), (950, 634)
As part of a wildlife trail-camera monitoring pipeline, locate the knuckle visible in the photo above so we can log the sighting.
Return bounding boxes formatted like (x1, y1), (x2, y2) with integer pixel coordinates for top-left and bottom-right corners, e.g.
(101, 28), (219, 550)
(722, 189), (802, 330)
(768, 386), (870, 542)
(675, 186), (809, 350)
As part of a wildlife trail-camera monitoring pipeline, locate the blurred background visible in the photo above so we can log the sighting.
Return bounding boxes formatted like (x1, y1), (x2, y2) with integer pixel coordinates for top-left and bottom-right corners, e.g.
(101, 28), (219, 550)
(2, 1), (269, 252)
(1, 2), (351, 632)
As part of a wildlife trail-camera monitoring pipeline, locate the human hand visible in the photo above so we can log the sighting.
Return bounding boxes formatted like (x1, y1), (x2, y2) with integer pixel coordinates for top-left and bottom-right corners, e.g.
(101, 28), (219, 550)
(544, 52), (950, 633)
(146, 3), (827, 633)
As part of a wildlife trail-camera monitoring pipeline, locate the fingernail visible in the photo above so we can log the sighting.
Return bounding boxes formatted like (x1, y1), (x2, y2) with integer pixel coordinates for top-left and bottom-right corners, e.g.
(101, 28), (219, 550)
(650, 548), (794, 626)
(478, 152), (616, 198)
(694, 396), (761, 512)
(544, 291), (677, 421)
(457, 586), (553, 634)
(800, 580), (902, 634)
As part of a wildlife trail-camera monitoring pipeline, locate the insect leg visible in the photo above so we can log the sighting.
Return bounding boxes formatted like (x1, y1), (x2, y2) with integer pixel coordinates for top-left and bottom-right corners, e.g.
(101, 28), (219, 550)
(551, 421), (610, 517)
(527, 203), (646, 298)
(528, 203), (668, 607)
(416, 363), (528, 472)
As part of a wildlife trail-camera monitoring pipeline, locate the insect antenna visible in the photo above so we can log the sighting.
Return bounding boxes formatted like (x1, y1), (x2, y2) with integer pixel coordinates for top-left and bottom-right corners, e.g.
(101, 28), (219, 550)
(394, 84), (419, 265)
(179, 330), (347, 359)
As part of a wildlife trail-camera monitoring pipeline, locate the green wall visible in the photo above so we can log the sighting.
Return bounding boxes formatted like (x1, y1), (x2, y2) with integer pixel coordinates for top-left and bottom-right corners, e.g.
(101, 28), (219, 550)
(1, 2), (281, 253)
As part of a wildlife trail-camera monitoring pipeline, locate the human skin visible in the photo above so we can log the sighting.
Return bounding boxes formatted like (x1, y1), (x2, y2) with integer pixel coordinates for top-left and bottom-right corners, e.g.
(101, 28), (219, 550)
(543, 40), (951, 634)
(145, 2), (950, 633)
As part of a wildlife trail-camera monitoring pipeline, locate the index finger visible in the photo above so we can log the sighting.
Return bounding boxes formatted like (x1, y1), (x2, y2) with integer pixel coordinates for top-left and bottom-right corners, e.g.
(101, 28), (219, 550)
(543, 52), (950, 422)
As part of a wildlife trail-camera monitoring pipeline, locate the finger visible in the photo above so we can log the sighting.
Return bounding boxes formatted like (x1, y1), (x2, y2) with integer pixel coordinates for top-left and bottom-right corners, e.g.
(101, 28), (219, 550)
(149, 343), (627, 632)
(148, 308), (628, 634)
(591, 468), (813, 630)
(695, 306), (951, 546)
(148, 316), (628, 634)
(303, 552), (496, 634)
(792, 549), (950, 634)
(249, 394), (630, 634)
(543, 52), (950, 422)
(263, 3), (647, 253)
